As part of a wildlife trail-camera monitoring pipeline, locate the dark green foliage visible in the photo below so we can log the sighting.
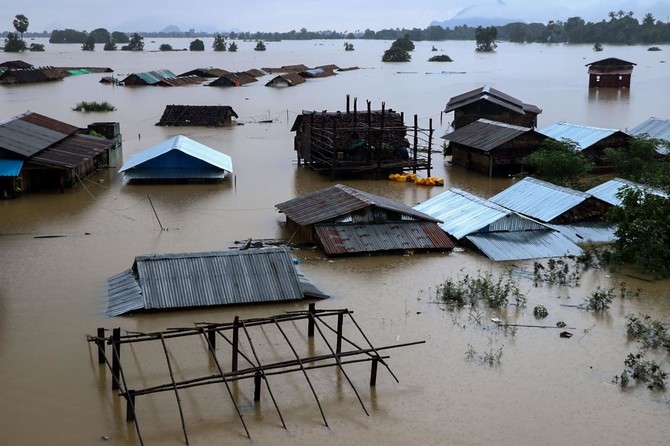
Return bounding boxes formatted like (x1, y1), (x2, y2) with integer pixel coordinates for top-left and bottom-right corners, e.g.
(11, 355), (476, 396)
(29, 43), (44, 52)
(103, 42), (117, 51)
(228, 41), (238, 52)
(72, 101), (116, 112)
(254, 40), (266, 51)
(122, 33), (144, 51)
(3, 33), (26, 52)
(626, 314), (670, 350)
(580, 286), (614, 311)
(89, 28), (111, 44)
(533, 305), (549, 319)
(604, 136), (670, 187)
(619, 353), (668, 390)
(475, 26), (497, 52)
(189, 39), (205, 51)
(436, 270), (527, 309)
(523, 139), (593, 185)
(428, 54), (452, 62)
(344, 42), (354, 51)
(212, 34), (227, 51)
(82, 36), (95, 51)
(159, 43), (173, 51)
(382, 46), (411, 62)
(593, 42), (603, 51)
(13, 14), (29, 38)
(50, 29), (88, 43)
(391, 34), (415, 51)
(111, 31), (129, 44)
(605, 188), (670, 277)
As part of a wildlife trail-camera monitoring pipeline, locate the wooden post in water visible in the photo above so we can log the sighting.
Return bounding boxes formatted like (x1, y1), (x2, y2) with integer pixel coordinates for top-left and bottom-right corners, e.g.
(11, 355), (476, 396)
(370, 358), (379, 386)
(253, 372), (262, 402)
(112, 327), (121, 391)
(308, 303), (315, 337)
(413, 115), (419, 173)
(232, 316), (239, 372)
(336, 313), (344, 354)
(330, 121), (337, 181)
(126, 389), (136, 422)
(428, 118), (433, 177)
(96, 327), (106, 365)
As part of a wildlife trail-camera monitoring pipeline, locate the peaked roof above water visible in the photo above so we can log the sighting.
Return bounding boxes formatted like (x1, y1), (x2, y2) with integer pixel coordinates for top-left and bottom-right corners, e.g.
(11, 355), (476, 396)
(587, 177), (668, 207)
(539, 122), (625, 151)
(119, 135), (233, 180)
(106, 247), (324, 316)
(444, 85), (542, 115)
(0, 111), (79, 157)
(585, 57), (636, 67)
(629, 117), (670, 155)
(276, 183), (440, 226)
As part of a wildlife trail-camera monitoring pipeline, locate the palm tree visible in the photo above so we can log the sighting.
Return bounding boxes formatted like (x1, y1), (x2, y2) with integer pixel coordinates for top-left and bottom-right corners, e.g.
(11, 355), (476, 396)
(13, 14), (29, 39)
(212, 34), (227, 51)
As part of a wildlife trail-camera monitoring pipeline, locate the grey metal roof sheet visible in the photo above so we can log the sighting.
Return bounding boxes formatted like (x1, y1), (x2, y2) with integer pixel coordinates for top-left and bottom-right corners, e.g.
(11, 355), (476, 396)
(29, 133), (114, 169)
(547, 223), (617, 244)
(466, 230), (584, 261)
(444, 86), (541, 115)
(414, 188), (547, 239)
(629, 117), (670, 155)
(539, 122), (622, 151)
(276, 184), (440, 226)
(105, 247), (318, 316)
(121, 69), (177, 85)
(586, 178), (668, 206)
(0, 112), (75, 157)
(441, 119), (533, 152)
(489, 177), (592, 222)
(314, 222), (455, 255)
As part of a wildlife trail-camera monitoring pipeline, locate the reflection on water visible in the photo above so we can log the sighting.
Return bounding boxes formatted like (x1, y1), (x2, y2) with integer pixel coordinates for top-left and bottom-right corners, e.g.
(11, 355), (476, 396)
(1, 39), (670, 446)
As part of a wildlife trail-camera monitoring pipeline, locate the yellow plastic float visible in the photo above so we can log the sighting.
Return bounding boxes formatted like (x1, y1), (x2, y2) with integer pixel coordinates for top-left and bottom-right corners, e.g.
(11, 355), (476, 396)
(388, 173), (443, 186)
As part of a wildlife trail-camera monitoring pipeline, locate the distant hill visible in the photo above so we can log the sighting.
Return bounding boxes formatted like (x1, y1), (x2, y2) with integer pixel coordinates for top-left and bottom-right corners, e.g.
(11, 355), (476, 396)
(161, 25), (180, 33)
(430, 17), (524, 28)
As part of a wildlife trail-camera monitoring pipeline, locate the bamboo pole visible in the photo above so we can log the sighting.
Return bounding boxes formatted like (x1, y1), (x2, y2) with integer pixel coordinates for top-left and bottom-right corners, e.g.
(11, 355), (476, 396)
(159, 334), (190, 445)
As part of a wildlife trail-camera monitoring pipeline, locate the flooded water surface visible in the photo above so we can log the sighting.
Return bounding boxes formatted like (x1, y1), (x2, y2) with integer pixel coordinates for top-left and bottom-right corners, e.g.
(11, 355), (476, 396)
(1, 39), (670, 446)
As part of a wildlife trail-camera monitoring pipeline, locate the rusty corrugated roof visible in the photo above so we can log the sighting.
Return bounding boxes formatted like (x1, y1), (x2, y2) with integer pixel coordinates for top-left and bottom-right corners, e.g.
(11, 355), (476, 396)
(265, 73), (306, 87)
(29, 133), (114, 169)
(0, 111), (79, 157)
(314, 222), (454, 255)
(276, 184), (440, 226)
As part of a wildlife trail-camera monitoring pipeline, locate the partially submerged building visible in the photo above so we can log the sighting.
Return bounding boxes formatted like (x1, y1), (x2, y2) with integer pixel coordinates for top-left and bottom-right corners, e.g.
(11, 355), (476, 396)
(118, 135), (233, 182)
(414, 188), (583, 261)
(208, 72), (258, 87)
(156, 105), (238, 126)
(443, 118), (549, 176)
(0, 111), (120, 196)
(629, 117), (670, 156)
(106, 247), (326, 316)
(538, 121), (630, 164)
(275, 184), (455, 256)
(0, 66), (66, 84)
(265, 73), (306, 87)
(120, 70), (204, 86)
(291, 96), (434, 179)
(178, 67), (230, 78)
(586, 57), (636, 88)
(587, 177), (668, 207)
(444, 86), (542, 130)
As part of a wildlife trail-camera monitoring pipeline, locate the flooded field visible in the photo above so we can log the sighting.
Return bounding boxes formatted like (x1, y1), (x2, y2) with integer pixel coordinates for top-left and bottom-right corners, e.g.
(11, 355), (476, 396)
(1, 39), (670, 445)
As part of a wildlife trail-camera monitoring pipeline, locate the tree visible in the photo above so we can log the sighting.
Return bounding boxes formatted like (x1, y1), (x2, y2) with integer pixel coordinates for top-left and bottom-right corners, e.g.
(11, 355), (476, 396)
(189, 39), (205, 51)
(382, 46), (411, 62)
(90, 28), (111, 44)
(593, 42), (603, 51)
(82, 35), (96, 51)
(212, 34), (227, 51)
(523, 139), (593, 185)
(604, 136), (670, 186)
(3, 33), (27, 52)
(103, 42), (117, 51)
(391, 34), (415, 51)
(344, 42), (354, 51)
(159, 43), (173, 51)
(228, 41), (238, 52)
(111, 31), (129, 44)
(475, 26), (497, 52)
(13, 14), (29, 39)
(123, 33), (144, 51)
(254, 40), (266, 51)
(29, 43), (45, 52)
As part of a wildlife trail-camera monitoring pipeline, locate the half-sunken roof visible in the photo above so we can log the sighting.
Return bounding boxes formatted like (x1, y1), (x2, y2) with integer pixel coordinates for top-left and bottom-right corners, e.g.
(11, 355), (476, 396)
(629, 117), (670, 155)
(444, 85), (542, 115)
(539, 122), (624, 151)
(587, 177), (668, 207)
(441, 119), (535, 152)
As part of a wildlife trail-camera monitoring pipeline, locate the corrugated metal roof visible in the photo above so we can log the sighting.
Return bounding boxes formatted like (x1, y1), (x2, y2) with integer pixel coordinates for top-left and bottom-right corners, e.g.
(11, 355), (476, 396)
(629, 117), (670, 155)
(586, 178), (668, 206)
(106, 247), (319, 316)
(489, 177), (592, 222)
(539, 122), (621, 151)
(208, 72), (258, 87)
(441, 119), (533, 152)
(314, 222), (455, 255)
(466, 230), (584, 261)
(30, 133), (114, 169)
(585, 57), (636, 67)
(444, 86), (542, 115)
(0, 111), (77, 157)
(276, 184), (440, 226)
(547, 223), (617, 244)
(414, 188), (547, 239)
(119, 135), (233, 178)
(265, 73), (306, 87)
(0, 159), (23, 176)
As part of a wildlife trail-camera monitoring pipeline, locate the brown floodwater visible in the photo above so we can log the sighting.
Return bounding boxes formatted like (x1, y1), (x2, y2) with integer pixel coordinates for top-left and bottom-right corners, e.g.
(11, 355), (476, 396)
(1, 39), (670, 446)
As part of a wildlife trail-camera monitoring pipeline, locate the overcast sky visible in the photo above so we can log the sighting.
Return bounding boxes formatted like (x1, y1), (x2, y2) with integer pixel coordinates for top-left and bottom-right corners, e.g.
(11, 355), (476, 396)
(6, 0), (670, 33)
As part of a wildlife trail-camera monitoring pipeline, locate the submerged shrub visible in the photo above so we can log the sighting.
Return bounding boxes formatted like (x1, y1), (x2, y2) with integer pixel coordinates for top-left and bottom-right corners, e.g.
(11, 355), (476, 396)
(436, 270), (527, 309)
(619, 353), (668, 390)
(580, 286), (614, 311)
(533, 305), (549, 319)
(72, 101), (116, 112)
(626, 314), (670, 350)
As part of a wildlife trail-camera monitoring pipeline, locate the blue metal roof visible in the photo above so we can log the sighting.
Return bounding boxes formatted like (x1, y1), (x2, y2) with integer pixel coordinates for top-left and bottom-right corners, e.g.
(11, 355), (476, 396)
(539, 122), (621, 151)
(629, 117), (670, 155)
(587, 178), (668, 207)
(414, 188), (547, 240)
(119, 135), (233, 179)
(106, 247), (323, 316)
(489, 177), (592, 222)
(0, 159), (23, 176)
(124, 69), (177, 85)
(466, 230), (583, 261)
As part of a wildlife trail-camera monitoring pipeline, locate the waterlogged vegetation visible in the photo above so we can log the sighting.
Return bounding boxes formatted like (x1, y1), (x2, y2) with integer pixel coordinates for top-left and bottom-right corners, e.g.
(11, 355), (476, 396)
(72, 101), (116, 112)
(436, 270), (527, 309)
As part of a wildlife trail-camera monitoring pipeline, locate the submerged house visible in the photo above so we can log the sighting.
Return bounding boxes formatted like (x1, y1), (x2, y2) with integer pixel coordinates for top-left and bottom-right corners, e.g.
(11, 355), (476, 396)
(587, 177), (668, 207)
(178, 67), (230, 78)
(414, 188), (583, 261)
(118, 135), (233, 182)
(120, 70), (204, 86)
(586, 58), (636, 88)
(265, 73), (306, 87)
(275, 184), (455, 256)
(443, 119), (549, 176)
(538, 121), (630, 164)
(106, 247), (326, 316)
(444, 86), (542, 130)
(292, 97), (433, 179)
(0, 111), (120, 196)
(208, 72), (258, 87)
(629, 117), (670, 156)
(489, 177), (614, 243)
(0, 66), (67, 84)
(156, 105), (238, 126)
